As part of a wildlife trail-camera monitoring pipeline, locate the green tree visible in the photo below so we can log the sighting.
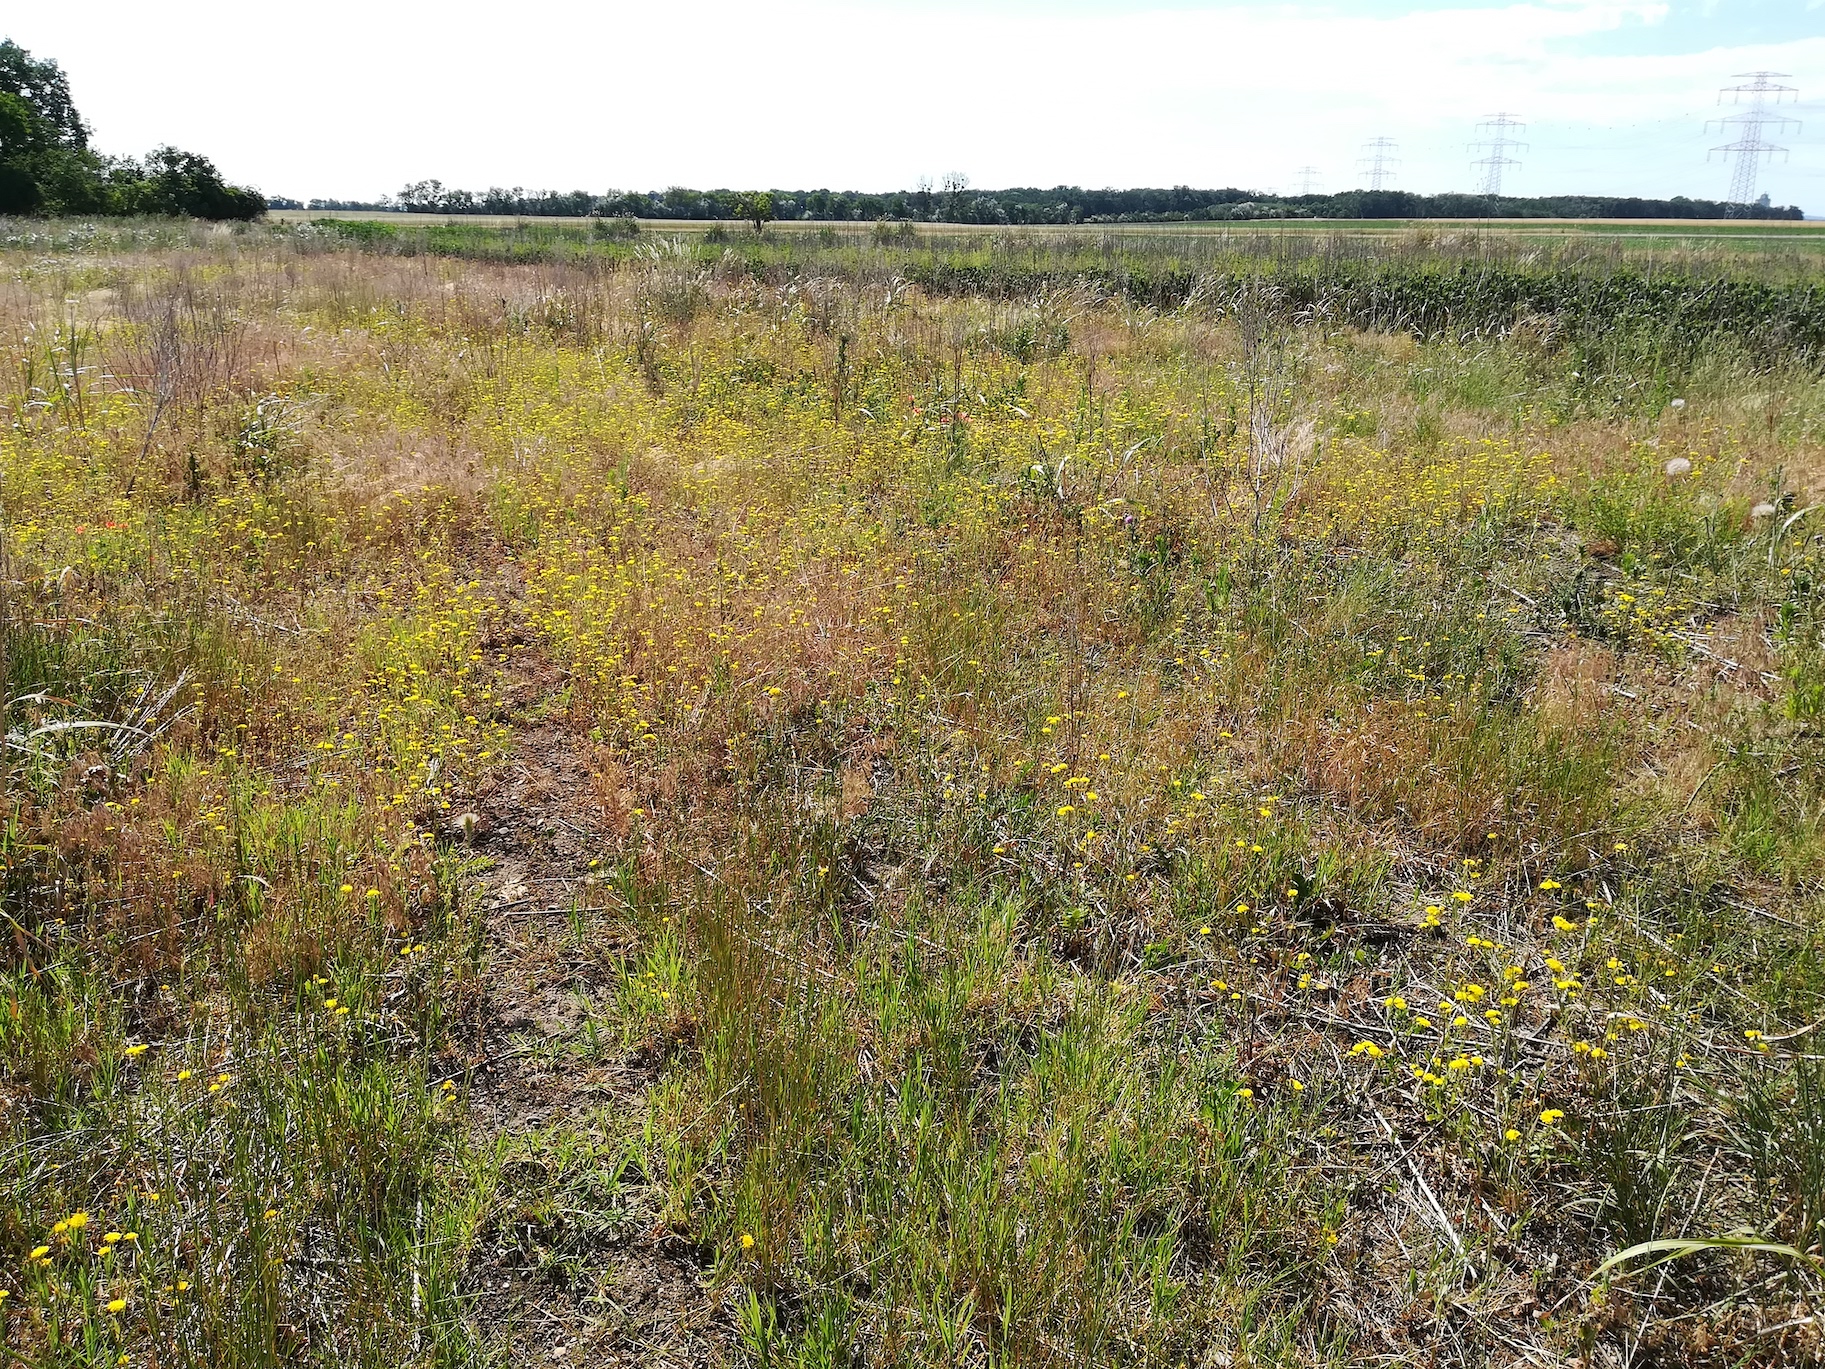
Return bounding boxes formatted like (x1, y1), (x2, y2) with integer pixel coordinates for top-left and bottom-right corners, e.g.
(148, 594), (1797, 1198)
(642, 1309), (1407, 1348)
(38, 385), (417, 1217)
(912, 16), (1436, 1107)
(0, 39), (86, 149)
(116, 146), (266, 219)
(0, 89), (53, 212)
(733, 191), (775, 233)
(0, 39), (263, 219)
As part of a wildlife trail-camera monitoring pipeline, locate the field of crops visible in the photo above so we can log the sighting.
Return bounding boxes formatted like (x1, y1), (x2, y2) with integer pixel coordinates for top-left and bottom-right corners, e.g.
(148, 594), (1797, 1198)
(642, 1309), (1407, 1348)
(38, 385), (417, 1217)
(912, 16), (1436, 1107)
(1, 219), (1822, 1366)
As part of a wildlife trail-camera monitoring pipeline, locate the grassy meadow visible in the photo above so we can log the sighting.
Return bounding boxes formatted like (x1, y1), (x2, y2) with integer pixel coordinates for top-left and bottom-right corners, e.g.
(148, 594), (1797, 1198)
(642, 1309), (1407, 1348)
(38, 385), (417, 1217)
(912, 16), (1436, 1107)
(2, 218), (1823, 1367)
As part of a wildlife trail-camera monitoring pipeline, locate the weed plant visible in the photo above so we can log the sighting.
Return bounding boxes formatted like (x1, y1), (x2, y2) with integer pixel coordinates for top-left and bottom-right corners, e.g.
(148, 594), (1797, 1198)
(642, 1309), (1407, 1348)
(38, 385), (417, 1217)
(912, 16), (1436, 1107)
(0, 225), (1821, 1365)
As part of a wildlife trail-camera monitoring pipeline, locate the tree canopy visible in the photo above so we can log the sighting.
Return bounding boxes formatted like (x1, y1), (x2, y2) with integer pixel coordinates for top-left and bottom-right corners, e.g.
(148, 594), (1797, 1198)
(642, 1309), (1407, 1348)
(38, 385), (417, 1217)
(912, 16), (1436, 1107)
(0, 38), (264, 219)
(0, 39), (85, 149)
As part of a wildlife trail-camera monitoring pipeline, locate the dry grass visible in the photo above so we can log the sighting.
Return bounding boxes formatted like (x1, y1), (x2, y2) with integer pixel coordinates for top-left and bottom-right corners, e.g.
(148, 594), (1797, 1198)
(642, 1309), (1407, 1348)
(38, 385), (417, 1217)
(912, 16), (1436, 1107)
(1, 228), (1821, 1367)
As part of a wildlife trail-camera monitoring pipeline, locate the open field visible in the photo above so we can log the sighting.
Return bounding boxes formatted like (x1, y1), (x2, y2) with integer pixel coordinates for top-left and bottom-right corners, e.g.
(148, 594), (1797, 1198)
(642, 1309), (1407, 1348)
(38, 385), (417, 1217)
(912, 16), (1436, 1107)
(267, 209), (1825, 248)
(2, 220), (1823, 1367)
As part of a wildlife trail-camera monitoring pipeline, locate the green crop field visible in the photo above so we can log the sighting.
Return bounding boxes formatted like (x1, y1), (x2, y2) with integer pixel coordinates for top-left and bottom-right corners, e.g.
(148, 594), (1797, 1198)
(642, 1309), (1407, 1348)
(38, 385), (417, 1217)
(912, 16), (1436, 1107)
(2, 215), (1822, 1367)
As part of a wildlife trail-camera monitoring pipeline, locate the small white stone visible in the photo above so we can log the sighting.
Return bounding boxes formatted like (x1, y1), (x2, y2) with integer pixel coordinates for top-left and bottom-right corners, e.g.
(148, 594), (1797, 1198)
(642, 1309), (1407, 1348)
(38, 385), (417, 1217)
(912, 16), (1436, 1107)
(1663, 457), (1693, 478)
(1669, 398), (1686, 409)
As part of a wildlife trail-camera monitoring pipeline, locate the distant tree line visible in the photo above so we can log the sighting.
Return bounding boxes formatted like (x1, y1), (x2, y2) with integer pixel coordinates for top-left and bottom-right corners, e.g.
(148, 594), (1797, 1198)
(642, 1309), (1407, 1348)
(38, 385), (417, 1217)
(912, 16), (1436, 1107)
(302, 178), (1804, 223)
(0, 40), (264, 219)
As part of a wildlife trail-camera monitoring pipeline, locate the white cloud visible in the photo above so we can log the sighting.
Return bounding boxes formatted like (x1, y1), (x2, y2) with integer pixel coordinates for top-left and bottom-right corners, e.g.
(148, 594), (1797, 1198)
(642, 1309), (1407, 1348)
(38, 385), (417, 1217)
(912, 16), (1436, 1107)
(6, 0), (1818, 204)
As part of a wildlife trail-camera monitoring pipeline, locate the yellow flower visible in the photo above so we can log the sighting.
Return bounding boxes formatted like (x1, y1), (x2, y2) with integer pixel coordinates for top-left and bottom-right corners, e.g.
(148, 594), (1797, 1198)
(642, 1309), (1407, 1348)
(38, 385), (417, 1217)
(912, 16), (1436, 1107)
(123, 1044), (148, 1058)
(28, 1245), (48, 1260)
(107, 1298), (127, 1314)
(740, 1232), (755, 1250)
(1504, 1128), (1521, 1142)
(1540, 1108), (1565, 1125)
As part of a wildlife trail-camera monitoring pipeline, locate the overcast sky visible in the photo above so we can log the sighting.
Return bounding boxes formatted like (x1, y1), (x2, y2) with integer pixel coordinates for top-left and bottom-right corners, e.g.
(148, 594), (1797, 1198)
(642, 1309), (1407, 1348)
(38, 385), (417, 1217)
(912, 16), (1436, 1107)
(7, 0), (1822, 208)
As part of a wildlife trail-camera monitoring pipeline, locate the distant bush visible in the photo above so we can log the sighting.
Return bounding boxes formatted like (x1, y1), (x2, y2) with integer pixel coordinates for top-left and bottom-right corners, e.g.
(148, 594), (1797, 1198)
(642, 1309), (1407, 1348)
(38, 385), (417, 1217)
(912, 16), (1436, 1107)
(593, 215), (640, 240)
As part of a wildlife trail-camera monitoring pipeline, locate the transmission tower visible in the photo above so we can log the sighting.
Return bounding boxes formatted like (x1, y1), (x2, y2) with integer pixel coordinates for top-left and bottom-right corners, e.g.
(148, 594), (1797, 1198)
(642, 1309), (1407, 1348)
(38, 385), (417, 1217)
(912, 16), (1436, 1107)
(1358, 138), (1399, 191)
(1708, 72), (1799, 207)
(1294, 166), (1322, 196)
(1469, 113), (1527, 196)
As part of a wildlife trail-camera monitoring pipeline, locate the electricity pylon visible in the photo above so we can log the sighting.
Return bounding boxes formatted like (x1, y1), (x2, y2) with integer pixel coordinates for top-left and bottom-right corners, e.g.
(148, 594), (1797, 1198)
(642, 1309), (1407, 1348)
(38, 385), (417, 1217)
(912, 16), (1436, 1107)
(1294, 166), (1322, 195)
(1469, 113), (1527, 196)
(1708, 72), (1799, 208)
(1358, 139), (1399, 191)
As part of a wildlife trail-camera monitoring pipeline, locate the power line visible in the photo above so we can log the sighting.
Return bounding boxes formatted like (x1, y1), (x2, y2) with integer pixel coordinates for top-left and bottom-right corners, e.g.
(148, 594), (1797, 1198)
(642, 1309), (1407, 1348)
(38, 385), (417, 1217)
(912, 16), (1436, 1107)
(1469, 113), (1527, 196)
(1358, 138), (1399, 191)
(1708, 72), (1800, 208)
(1294, 166), (1322, 196)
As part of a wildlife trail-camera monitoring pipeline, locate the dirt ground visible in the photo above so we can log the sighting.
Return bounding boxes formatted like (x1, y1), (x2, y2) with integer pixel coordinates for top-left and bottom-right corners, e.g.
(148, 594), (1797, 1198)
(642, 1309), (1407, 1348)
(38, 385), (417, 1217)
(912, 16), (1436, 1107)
(451, 654), (731, 1367)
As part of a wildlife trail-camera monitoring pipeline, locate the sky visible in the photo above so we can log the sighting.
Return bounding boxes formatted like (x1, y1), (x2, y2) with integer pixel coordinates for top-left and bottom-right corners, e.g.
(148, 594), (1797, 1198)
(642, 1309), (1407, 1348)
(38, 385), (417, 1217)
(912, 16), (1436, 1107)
(7, 0), (1823, 209)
